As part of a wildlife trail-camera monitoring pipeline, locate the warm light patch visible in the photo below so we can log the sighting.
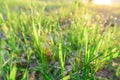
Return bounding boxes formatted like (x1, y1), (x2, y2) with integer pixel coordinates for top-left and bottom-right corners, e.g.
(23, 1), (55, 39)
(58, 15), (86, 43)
(93, 0), (112, 5)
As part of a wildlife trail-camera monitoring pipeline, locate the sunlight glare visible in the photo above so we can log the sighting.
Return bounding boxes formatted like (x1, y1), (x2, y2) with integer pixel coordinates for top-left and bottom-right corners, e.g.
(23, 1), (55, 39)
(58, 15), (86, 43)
(93, 0), (112, 5)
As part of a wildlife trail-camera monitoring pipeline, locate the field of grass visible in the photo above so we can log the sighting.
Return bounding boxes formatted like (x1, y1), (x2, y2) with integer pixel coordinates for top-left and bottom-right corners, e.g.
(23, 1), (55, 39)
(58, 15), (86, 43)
(0, 0), (120, 80)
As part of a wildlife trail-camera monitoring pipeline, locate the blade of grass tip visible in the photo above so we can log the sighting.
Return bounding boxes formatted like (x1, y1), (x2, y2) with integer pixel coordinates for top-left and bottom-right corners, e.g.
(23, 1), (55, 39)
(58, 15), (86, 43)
(9, 65), (17, 80)
(58, 43), (65, 78)
(32, 20), (39, 46)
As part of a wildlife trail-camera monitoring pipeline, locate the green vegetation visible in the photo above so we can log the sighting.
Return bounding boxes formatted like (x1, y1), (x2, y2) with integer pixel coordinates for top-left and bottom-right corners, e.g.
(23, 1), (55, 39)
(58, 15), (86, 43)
(0, 0), (120, 80)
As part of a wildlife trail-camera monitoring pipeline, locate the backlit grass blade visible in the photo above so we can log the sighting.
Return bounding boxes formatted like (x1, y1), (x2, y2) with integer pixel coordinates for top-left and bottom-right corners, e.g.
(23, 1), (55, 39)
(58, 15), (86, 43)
(21, 69), (28, 80)
(59, 43), (65, 78)
(9, 65), (17, 80)
(100, 52), (120, 63)
(62, 75), (70, 80)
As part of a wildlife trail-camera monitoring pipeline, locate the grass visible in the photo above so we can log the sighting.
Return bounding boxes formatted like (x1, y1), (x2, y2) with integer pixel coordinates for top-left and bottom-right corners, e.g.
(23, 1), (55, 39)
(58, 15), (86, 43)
(0, 0), (120, 80)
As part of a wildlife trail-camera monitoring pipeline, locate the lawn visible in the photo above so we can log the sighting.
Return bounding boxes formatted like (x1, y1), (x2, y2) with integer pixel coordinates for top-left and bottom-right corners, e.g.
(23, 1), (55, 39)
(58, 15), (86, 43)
(0, 0), (120, 80)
